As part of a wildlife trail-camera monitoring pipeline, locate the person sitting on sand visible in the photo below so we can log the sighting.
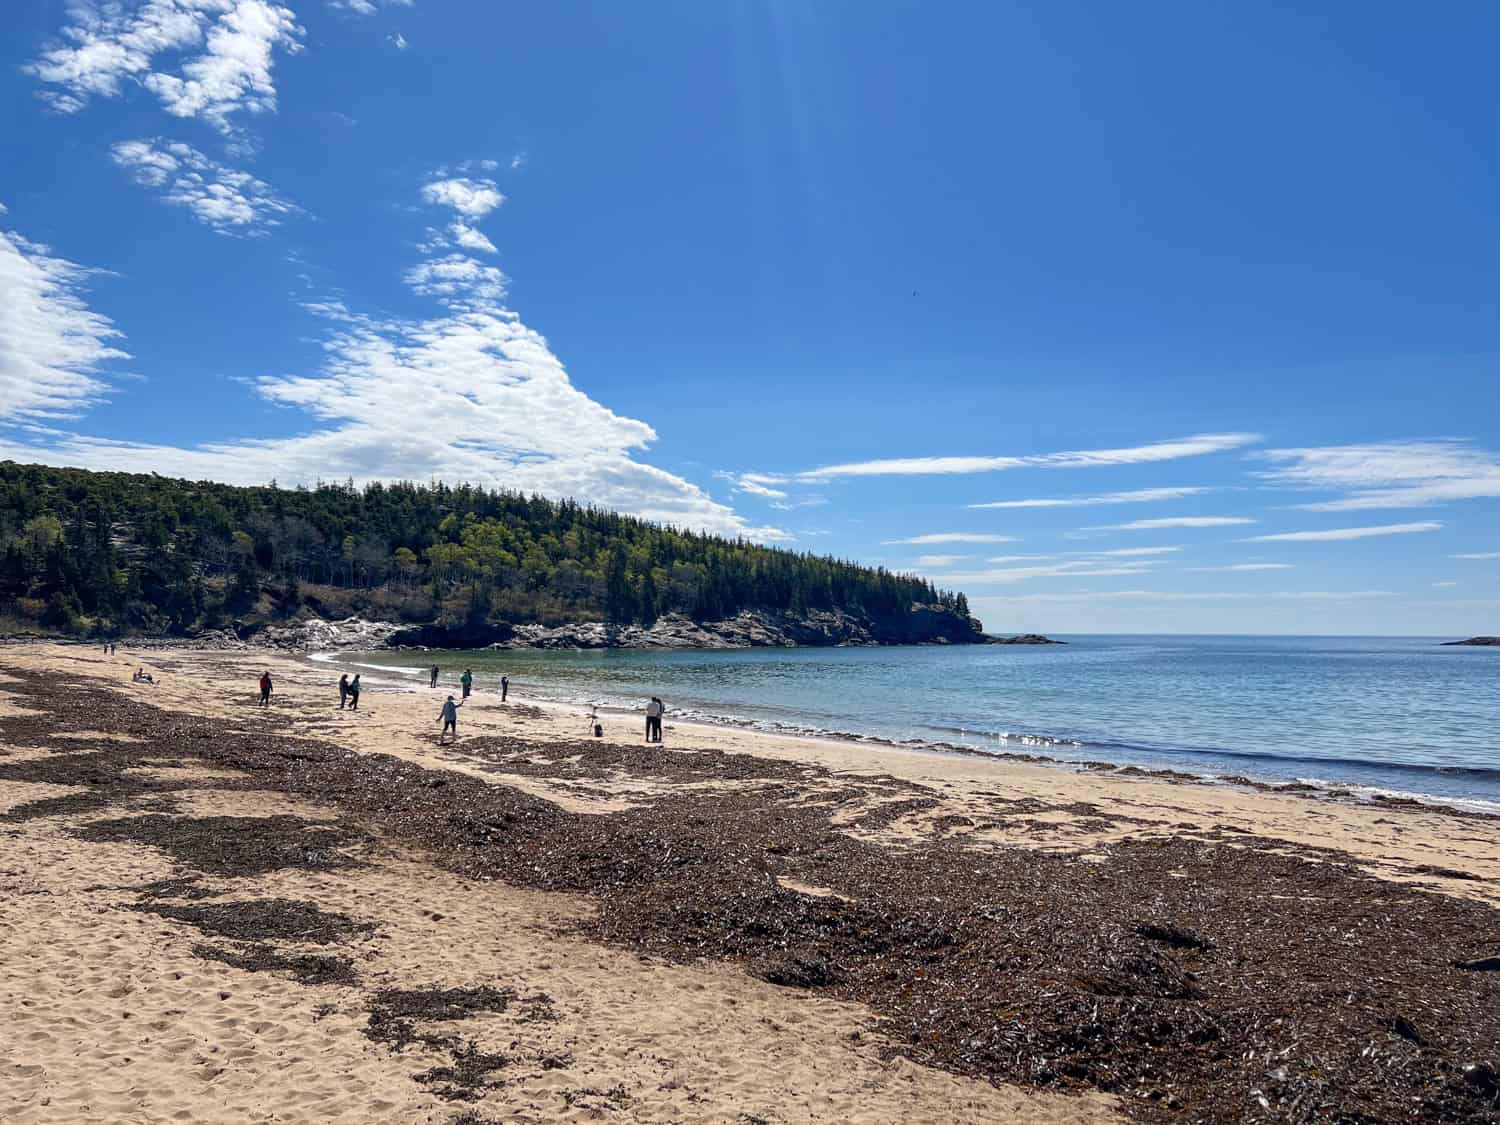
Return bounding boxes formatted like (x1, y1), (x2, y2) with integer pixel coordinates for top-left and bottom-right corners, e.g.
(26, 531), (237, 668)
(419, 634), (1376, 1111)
(461, 668), (473, 700)
(437, 694), (465, 742)
(132, 667), (154, 684)
(348, 673), (361, 710)
(258, 671), (273, 707)
(338, 673), (350, 710)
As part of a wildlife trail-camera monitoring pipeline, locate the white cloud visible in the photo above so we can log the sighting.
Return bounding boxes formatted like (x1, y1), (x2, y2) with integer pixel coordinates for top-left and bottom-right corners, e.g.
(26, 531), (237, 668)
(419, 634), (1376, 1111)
(1432, 581), (1458, 588)
(422, 177), (505, 219)
(112, 138), (297, 233)
(1242, 521), (1442, 543)
(450, 224), (495, 253)
(923, 560), (1161, 585)
(0, 223), (128, 423)
(975, 589), (1398, 604)
(29, 1), (304, 133)
(330, 0), (413, 13)
(715, 472), (788, 500)
(882, 533), (1020, 545)
(1452, 552), (1500, 560)
(404, 255), (507, 302)
(799, 433), (1259, 480)
(1085, 546), (1182, 557)
(968, 486), (1210, 510)
(1088, 517), (1255, 531)
(1256, 439), (1500, 511)
(1185, 563), (1295, 572)
(388, 31), (408, 49)
(912, 554), (969, 568)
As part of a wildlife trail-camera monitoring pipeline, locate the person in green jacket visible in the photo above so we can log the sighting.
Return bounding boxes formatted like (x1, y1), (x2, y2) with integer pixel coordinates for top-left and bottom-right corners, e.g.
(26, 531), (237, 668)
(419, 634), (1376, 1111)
(461, 668), (473, 699)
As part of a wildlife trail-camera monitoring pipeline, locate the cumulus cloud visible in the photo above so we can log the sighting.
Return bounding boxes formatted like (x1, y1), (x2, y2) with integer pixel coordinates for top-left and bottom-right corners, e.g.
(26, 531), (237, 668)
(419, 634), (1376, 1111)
(0, 223), (128, 423)
(882, 533), (1019, 545)
(1241, 521), (1442, 543)
(422, 177), (504, 219)
(112, 138), (298, 233)
(404, 255), (507, 302)
(1087, 517), (1255, 531)
(28, 0), (304, 133)
(1256, 439), (1500, 511)
(968, 486), (1211, 510)
(799, 433), (1259, 480)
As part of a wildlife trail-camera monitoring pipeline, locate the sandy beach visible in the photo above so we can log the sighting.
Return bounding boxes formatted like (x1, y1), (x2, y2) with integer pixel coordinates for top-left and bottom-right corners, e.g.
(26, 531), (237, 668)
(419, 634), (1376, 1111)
(3, 642), (1498, 1124)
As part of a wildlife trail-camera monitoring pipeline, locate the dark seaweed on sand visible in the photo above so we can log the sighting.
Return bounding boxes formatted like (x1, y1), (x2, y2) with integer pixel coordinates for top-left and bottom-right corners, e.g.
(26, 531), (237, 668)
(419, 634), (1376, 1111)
(3, 666), (1498, 1123)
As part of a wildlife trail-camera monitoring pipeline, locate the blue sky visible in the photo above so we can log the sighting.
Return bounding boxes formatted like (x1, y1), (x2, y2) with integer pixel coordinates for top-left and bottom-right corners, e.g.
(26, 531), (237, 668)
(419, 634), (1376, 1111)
(3, 1), (1498, 634)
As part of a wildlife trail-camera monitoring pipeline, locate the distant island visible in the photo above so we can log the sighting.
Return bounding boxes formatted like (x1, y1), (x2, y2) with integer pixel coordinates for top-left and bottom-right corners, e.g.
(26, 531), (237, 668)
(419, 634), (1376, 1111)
(1441, 636), (1500, 646)
(986, 633), (1065, 645)
(0, 461), (1009, 650)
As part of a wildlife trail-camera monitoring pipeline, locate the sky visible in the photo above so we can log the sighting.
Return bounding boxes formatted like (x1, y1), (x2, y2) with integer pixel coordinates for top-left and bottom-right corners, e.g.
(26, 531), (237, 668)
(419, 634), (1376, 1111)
(2, 1), (1498, 635)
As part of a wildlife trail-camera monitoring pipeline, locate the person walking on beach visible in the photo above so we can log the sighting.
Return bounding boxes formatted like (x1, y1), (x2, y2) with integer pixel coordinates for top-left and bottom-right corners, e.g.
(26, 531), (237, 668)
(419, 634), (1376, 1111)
(501, 675), (509, 703)
(430, 664), (439, 688)
(258, 671), (273, 707)
(437, 694), (465, 743)
(348, 673), (361, 710)
(645, 696), (664, 743)
(461, 668), (473, 700)
(338, 673), (350, 709)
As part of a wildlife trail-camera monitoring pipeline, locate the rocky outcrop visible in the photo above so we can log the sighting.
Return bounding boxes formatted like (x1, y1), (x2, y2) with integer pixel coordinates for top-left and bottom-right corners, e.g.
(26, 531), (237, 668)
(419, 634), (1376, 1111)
(1442, 637), (1500, 646)
(985, 633), (1066, 645)
(387, 606), (989, 651)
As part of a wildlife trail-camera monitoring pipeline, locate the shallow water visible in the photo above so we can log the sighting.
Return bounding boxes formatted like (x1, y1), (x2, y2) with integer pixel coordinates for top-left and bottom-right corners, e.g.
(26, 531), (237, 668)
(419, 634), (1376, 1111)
(326, 635), (1500, 809)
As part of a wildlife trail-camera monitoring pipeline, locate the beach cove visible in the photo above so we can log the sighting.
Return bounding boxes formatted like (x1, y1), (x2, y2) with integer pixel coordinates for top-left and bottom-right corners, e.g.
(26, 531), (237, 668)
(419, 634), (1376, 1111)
(3, 642), (1498, 1123)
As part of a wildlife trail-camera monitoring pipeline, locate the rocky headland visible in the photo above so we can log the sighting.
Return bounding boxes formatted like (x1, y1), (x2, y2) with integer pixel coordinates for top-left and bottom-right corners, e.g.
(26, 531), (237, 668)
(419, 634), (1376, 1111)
(1441, 636), (1500, 646)
(110, 605), (1056, 653)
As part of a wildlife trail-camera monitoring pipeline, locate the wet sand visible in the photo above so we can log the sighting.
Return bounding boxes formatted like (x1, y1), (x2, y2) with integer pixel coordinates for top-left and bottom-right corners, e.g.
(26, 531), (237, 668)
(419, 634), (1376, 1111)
(2, 643), (1498, 1123)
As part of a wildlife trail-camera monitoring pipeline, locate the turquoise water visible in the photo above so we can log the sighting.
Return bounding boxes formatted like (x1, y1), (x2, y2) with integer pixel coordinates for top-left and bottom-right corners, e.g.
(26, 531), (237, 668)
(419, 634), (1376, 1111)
(326, 635), (1500, 810)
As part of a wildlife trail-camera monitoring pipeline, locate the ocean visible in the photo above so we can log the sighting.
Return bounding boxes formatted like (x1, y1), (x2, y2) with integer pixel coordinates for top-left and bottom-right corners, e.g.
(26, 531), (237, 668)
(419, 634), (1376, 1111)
(323, 635), (1500, 811)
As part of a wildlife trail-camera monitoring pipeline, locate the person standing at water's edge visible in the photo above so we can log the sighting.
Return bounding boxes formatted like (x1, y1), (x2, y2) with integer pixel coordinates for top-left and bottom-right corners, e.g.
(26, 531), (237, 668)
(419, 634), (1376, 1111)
(338, 673), (350, 709)
(501, 675), (509, 703)
(437, 695), (464, 742)
(461, 668), (473, 700)
(430, 664), (439, 688)
(258, 671), (273, 707)
(645, 696), (663, 743)
(348, 674), (361, 710)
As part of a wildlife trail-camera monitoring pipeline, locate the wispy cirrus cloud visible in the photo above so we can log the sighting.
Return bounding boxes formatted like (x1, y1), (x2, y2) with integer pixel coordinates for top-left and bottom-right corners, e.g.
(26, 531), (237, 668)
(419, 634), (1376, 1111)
(883, 533), (1020, 545)
(799, 433), (1258, 480)
(1088, 517), (1255, 531)
(912, 554), (970, 569)
(1242, 521), (1442, 543)
(968, 486), (1210, 510)
(919, 559), (1163, 585)
(112, 138), (298, 233)
(974, 589), (1398, 604)
(1452, 552), (1500, 560)
(28, 0), (304, 133)
(329, 0), (413, 14)
(1185, 563), (1295, 572)
(1256, 439), (1500, 511)
(0, 222), (128, 423)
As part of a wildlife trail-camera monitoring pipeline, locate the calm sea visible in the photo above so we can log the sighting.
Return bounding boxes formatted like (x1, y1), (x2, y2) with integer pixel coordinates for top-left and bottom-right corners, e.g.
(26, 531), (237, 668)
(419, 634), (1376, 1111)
(324, 635), (1500, 811)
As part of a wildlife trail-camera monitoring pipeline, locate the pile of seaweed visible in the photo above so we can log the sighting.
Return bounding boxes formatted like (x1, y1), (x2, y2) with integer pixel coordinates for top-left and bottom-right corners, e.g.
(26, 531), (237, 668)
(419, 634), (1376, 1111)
(1, 667), (1496, 1123)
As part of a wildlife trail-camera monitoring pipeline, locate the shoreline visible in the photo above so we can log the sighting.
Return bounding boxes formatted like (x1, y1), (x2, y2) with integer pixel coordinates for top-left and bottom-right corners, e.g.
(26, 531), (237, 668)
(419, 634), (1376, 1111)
(310, 646), (1500, 821)
(4, 640), (1499, 1123)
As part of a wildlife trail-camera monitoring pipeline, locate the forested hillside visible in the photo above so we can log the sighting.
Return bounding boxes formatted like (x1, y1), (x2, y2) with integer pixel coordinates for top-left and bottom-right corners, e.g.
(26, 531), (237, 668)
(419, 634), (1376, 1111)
(0, 462), (974, 640)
